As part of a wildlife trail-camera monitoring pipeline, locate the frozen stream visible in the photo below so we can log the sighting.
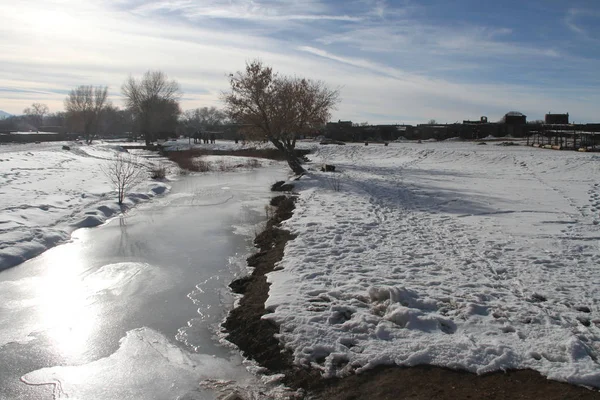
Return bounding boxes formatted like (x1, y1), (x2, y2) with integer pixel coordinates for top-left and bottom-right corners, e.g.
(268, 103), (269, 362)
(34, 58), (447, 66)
(0, 165), (288, 399)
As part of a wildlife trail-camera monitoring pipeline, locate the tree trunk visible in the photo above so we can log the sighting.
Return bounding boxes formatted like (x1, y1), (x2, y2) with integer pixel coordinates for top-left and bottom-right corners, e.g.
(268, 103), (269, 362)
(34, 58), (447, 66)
(283, 148), (305, 175)
(271, 139), (305, 175)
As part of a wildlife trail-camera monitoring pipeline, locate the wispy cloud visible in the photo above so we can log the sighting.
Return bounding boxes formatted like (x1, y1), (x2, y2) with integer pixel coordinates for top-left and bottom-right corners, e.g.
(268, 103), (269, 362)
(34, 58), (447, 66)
(317, 22), (558, 59)
(564, 7), (600, 42)
(565, 8), (585, 35)
(127, 0), (362, 22)
(298, 46), (415, 81)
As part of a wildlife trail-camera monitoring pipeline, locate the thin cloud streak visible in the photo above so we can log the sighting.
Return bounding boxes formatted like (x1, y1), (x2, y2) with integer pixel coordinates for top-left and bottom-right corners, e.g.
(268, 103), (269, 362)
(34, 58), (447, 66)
(565, 9), (585, 35)
(317, 23), (559, 58)
(564, 7), (600, 43)
(129, 0), (362, 21)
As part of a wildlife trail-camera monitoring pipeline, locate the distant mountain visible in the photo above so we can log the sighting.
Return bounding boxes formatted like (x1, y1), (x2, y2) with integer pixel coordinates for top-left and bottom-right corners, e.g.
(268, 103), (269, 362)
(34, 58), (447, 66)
(0, 110), (12, 120)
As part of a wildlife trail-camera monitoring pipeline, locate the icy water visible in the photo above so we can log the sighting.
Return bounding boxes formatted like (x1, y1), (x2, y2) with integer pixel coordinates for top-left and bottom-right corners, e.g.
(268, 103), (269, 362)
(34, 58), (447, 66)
(0, 165), (288, 399)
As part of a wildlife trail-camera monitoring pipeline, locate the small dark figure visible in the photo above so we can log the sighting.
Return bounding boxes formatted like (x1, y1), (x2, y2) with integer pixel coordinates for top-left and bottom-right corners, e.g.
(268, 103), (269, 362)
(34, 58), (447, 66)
(193, 130), (200, 144)
(210, 133), (216, 144)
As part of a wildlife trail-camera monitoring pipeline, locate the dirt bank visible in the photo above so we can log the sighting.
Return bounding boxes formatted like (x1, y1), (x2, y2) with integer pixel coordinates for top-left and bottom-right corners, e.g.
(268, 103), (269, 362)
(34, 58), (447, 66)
(222, 192), (600, 399)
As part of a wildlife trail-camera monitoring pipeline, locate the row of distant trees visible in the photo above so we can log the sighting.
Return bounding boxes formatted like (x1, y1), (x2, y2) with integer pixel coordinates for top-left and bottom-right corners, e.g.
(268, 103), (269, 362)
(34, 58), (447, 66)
(3, 71), (230, 146)
(61, 72), (185, 145)
(12, 100), (229, 143)
(4, 60), (340, 175)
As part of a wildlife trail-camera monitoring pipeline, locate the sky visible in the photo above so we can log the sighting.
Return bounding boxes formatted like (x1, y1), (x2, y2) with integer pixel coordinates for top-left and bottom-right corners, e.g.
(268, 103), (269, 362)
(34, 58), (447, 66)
(0, 0), (599, 125)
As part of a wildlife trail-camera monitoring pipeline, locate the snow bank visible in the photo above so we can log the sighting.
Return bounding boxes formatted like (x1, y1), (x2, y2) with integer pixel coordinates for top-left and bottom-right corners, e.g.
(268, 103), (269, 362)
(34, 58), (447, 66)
(0, 142), (171, 270)
(265, 142), (600, 388)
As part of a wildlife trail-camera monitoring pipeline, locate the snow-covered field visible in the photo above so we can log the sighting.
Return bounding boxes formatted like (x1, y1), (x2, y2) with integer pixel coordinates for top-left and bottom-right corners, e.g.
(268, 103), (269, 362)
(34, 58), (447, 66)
(266, 142), (600, 388)
(3, 138), (599, 389)
(0, 141), (170, 270)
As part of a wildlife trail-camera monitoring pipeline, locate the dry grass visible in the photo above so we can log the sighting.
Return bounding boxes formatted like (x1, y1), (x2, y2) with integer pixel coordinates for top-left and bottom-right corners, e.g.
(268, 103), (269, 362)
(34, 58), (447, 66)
(149, 162), (168, 179)
(166, 148), (311, 172)
(167, 149), (270, 173)
(325, 173), (342, 191)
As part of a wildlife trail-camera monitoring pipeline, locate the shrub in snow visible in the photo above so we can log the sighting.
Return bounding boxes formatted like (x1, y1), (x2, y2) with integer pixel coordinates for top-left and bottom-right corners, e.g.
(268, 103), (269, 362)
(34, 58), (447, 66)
(150, 163), (168, 179)
(102, 154), (147, 205)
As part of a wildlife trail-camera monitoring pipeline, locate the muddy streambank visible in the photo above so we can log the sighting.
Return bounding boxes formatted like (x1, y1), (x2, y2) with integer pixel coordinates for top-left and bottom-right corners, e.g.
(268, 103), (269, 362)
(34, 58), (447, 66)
(222, 189), (600, 400)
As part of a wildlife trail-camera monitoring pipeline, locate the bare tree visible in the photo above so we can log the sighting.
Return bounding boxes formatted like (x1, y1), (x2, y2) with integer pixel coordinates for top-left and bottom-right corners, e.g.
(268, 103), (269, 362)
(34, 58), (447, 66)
(222, 60), (340, 175)
(64, 85), (109, 143)
(102, 154), (147, 205)
(182, 106), (226, 131)
(122, 71), (182, 145)
(45, 111), (67, 129)
(427, 119), (437, 125)
(97, 105), (135, 138)
(23, 103), (49, 130)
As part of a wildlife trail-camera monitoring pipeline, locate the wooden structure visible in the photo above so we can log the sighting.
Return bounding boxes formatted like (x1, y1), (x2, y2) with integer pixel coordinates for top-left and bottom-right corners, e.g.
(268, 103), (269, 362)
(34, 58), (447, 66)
(527, 124), (600, 151)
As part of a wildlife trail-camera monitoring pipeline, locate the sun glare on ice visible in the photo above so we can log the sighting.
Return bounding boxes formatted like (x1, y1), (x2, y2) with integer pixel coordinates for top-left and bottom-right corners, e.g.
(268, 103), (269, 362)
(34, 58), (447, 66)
(35, 239), (97, 358)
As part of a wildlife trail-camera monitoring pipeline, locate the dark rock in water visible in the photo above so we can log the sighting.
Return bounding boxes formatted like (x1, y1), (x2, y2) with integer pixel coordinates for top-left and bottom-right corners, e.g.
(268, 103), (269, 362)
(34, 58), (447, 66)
(271, 181), (294, 192)
(321, 164), (336, 172)
(575, 305), (591, 313)
(229, 276), (252, 294)
(62, 145), (71, 150)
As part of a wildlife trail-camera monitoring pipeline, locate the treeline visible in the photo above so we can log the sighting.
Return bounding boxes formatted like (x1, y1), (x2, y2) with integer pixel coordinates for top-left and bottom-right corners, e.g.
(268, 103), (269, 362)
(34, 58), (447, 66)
(2, 60), (340, 175)
(0, 70), (228, 144)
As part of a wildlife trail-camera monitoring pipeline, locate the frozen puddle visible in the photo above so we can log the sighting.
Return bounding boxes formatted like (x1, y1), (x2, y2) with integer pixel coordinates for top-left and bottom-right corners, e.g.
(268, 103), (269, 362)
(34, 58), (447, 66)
(22, 327), (255, 399)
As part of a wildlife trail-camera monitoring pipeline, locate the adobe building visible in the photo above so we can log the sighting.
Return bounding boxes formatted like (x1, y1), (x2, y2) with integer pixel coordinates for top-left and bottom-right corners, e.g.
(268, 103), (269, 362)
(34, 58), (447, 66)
(503, 111), (527, 137)
(545, 113), (569, 125)
(503, 111), (527, 125)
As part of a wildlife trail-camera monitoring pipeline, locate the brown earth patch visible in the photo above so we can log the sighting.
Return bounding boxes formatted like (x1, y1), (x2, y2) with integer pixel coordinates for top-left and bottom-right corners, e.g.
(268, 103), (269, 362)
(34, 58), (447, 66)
(222, 191), (600, 399)
(165, 148), (311, 172)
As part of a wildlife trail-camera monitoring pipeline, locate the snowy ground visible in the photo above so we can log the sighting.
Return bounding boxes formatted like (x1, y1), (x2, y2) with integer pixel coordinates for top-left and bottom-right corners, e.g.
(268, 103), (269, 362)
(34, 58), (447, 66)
(0, 141), (171, 270)
(4, 138), (599, 390)
(265, 142), (600, 388)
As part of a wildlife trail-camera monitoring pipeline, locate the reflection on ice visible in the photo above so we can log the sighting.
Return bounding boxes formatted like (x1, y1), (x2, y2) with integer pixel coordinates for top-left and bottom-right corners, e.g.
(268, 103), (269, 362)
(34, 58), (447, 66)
(81, 262), (167, 297)
(35, 242), (95, 357)
(36, 258), (167, 358)
(22, 328), (255, 400)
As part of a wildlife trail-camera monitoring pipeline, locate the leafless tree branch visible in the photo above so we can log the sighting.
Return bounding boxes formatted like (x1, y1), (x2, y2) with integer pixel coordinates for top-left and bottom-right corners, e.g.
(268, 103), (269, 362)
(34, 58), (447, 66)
(64, 86), (110, 144)
(222, 60), (340, 175)
(101, 154), (147, 205)
(122, 71), (182, 145)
